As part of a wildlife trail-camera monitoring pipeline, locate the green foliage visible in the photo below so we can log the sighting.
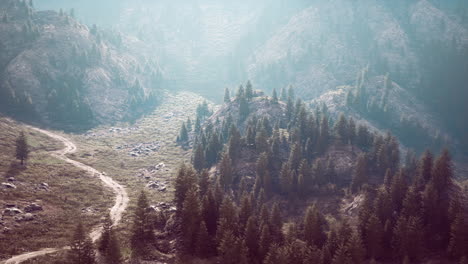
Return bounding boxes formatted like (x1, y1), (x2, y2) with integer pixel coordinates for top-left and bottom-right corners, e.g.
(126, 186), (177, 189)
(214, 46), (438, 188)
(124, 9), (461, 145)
(68, 222), (95, 264)
(130, 191), (154, 257)
(15, 131), (29, 165)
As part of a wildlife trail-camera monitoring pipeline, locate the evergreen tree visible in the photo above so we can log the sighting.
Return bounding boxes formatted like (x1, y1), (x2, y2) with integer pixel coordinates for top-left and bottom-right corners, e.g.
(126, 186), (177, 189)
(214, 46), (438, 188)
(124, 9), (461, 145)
(288, 143), (302, 171)
(347, 231), (366, 264)
(219, 151), (233, 189)
(448, 212), (467, 259)
(198, 169), (210, 197)
(272, 88), (278, 104)
(431, 149), (453, 194)
(193, 144), (205, 171)
(239, 96), (250, 122)
(351, 154), (368, 193)
(255, 128), (269, 153)
(15, 131), (29, 165)
(130, 191), (154, 257)
(237, 85), (245, 99)
(365, 213), (384, 260)
(287, 85), (295, 100)
(348, 118), (356, 147)
(180, 187), (201, 254)
(228, 124), (242, 161)
(318, 115), (330, 154)
(304, 205), (327, 248)
(186, 117), (192, 131)
(246, 80), (254, 100)
(174, 164), (197, 212)
(105, 231), (122, 264)
(224, 87), (231, 103)
(280, 87), (287, 101)
(286, 96), (294, 121)
(334, 113), (348, 143)
(69, 222), (95, 264)
(390, 169), (408, 213)
(195, 221), (211, 258)
(245, 216), (259, 261)
(331, 244), (352, 264)
(179, 122), (189, 142)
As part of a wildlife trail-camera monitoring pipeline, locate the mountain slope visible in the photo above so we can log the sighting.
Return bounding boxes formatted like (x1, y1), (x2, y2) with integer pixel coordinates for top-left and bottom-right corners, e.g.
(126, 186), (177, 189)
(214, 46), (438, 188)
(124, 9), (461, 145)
(0, 0), (163, 131)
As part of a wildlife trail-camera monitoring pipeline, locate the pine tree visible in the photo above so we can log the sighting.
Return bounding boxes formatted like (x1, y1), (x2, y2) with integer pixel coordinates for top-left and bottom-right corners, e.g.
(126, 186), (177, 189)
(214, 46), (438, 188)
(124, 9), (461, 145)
(365, 214), (383, 260)
(286, 96), (294, 121)
(181, 187), (201, 254)
(246, 80), (254, 100)
(255, 128), (269, 153)
(351, 154), (368, 193)
(259, 224), (272, 261)
(244, 216), (259, 261)
(130, 191), (154, 257)
(304, 205), (326, 248)
(239, 96), (250, 122)
(288, 143), (302, 171)
(201, 189), (218, 236)
(390, 169), (408, 213)
(69, 222), (95, 264)
(334, 113), (348, 143)
(448, 212), (467, 259)
(432, 149), (453, 194)
(272, 88), (278, 104)
(192, 144), (205, 171)
(219, 151), (233, 189)
(198, 169), (210, 197)
(195, 221), (211, 258)
(105, 231), (122, 264)
(331, 244), (352, 264)
(287, 85), (295, 100)
(186, 117), (192, 131)
(228, 124), (242, 161)
(348, 118), (356, 147)
(237, 85), (245, 99)
(347, 231), (366, 264)
(318, 115), (330, 154)
(179, 122), (189, 142)
(15, 131), (29, 165)
(224, 87), (231, 103)
(280, 87), (287, 101)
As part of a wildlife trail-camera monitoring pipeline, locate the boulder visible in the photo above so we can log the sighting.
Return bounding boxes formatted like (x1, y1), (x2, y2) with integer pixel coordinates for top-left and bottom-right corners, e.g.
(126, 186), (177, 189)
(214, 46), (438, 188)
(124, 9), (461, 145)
(23, 213), (34, 221)
(3, 208), (23, 216)
(24, 203), (43, 213)
(1, 183), (16, 189)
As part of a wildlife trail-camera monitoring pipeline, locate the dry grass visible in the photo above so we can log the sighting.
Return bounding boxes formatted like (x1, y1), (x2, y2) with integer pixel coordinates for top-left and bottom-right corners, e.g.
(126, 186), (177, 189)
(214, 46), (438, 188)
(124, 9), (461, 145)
(0, 117), (113, 260)
(66, 91), (211, 255)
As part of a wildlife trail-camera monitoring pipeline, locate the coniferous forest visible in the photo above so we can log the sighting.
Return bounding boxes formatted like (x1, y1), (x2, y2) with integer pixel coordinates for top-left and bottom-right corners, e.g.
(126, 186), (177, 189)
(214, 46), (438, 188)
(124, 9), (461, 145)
(0, 1), (467, 264)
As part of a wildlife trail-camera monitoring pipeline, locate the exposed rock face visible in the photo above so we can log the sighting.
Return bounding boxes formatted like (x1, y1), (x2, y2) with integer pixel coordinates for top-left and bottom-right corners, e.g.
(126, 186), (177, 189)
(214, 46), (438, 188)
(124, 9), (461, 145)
(0, 0), (164, 131)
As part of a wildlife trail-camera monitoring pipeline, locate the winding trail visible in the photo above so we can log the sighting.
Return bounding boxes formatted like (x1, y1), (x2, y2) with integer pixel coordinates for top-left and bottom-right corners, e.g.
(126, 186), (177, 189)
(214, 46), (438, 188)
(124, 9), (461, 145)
(1, 127), (129, 264)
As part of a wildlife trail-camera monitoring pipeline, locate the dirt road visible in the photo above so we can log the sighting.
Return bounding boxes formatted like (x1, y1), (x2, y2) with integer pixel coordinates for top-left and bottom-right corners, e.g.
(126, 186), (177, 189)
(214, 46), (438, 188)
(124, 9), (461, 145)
(1, 127), (129, 264)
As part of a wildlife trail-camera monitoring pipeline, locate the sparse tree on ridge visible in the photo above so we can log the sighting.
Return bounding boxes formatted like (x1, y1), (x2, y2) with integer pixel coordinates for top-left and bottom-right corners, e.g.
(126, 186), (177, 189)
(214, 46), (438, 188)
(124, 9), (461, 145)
(224, 87), (231, 103)
(16, 131), (29, 165)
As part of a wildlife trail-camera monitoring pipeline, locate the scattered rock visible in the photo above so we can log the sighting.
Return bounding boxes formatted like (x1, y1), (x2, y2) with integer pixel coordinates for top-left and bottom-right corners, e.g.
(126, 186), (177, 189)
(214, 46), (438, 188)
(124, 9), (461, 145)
(23, 213), (34, 221)
(24, 203), (43, 213)
(7, 177), (16, 182)
(1, 183), (17, 189)
(39, 182), (49, 190)
(3, 208), (23, 216)
(147, 180), (168, 192)
(5, 204), (16, 208)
